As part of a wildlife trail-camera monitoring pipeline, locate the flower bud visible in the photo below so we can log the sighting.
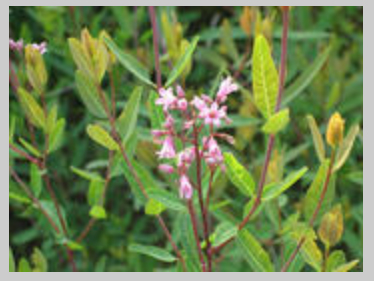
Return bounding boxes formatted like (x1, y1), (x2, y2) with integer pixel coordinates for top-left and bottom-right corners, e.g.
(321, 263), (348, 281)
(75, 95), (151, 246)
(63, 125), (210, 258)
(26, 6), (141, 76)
(326, 112), (345, 147)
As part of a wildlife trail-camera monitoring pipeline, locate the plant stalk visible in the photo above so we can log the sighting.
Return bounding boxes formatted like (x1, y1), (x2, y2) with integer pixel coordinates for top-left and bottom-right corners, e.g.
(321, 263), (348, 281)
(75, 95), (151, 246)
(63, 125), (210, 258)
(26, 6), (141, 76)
(148, 6), (162, 89)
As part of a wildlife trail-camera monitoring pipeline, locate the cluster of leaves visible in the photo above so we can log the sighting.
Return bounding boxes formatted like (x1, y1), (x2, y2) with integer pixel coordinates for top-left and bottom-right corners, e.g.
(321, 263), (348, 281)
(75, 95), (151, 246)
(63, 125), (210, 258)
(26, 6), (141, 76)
(9, 6), (362, 272)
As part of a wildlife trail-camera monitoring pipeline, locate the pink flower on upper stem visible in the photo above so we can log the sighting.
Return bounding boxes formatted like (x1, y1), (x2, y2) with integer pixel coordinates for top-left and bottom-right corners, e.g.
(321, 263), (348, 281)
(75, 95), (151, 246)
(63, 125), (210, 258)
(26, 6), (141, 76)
(9, 38), (23, 52)
(177, 98), (188, 111)
(179, 174), (193, 199)
(158, 164), (175, 174)
(200, 102), (228, 127)
(176, 85), (185, 98)
(204, 137), (224, 166)
(163, 115), (175, 131)
(156, 88), (177, 111)
(178, 147), (195, 169)
(151, 130), (168, 144)
(216, 77), (238, 104)
(157, 135), (176, 159)
(191, 96), (208, 112)
(32, 42), (48, 54)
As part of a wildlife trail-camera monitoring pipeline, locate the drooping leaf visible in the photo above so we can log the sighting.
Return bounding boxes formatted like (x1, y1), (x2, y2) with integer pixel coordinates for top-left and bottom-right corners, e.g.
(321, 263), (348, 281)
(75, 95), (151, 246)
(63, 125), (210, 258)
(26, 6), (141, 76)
(334, 124), (360, 171)
(306, 115), (325, 163)
(283, 46), (331, 106)
(147, 188), (186, 211)
(31, 248), (48, 272)
(224, 153), (255, 197)
(75, 70), (107, 118)
(165, 36), (199, 88)
(30, 164), (42, 198)
(262, 108), (290, 134)
(252, 35), (279, 119)
(117, 86), (143, 142)
(318, 204), (344, 248)
(148, 90), (165, 129)
(89, 205), (107, 220)
(128, 243), (177, 263)
(145, 198), (166, 216)
(18, 88), (46, 130)
(236, 229), (274, 272)
(86, 124), (119, 151)
(104, 37), (155, 87)
(262, 167), (308, 201)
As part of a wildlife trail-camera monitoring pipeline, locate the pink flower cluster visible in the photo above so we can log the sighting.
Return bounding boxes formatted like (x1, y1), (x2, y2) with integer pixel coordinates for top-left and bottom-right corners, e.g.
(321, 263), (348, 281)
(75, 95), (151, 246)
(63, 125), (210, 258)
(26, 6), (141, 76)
(9, 38), (48, 54)
(153, 77), (238, 199)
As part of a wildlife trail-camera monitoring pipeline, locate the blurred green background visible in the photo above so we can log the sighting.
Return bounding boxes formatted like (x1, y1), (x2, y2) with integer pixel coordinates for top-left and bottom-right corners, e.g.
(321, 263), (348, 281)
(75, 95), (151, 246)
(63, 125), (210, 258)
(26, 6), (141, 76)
(9, 6), (362, 272)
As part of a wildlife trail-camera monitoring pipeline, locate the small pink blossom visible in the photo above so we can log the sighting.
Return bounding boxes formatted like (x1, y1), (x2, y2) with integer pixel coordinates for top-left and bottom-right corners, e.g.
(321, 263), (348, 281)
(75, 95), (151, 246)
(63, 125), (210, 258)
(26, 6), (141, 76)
(163, 115), (175, 131)
(176, 85), (185, 98)
(191, 96), (208, 112)
(9, 38), (23, 52)
(184, 120), (194, 130)
(151, 130), (168, 144)
(157, 136), (176, 159)
(32, 42), (48, 54)
(204, 137), (224, 167)
(216, 77), (238, 104)
(179, 174), (193, 199)
(177, 98), (188, 111)
(178, 147), (195, 169)
(158, 164), (175, 174)
(200, 102), (228, 127)
(156, 88), (177, 111)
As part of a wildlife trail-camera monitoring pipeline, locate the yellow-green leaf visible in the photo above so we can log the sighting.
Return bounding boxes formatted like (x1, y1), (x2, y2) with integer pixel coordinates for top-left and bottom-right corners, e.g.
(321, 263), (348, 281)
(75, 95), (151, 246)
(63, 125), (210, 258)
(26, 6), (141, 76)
(19, 137), (41, 157)
(18, 258), (31, 272)
(252, 35), (279, 119)
(18, 88), (46, 129)
(25, 45), (48, 95)
(306, 115), (325, 163)
(88, 180), (105, 207)
(236, 229), (274, 272)
(318, 204), (344, 248)
(333, 260), (359, 272)
(224, 152), (255, 196)
(262, 108), (290, 134)
(86, 124), (119, 151)
(301, 236), (323, 271)
(31, 248), (48, 272)
(48, 119), (65, 153)
(334, 124), (360, 171)
(145, 198), (166, 216)
(147, 188), (186, 211)
(68, 38), (95, 81)
(128, 243), (177, 263)
(89, 205), (107, 219)
(9, 248), (15, 272)
(326, 250), (346, 272)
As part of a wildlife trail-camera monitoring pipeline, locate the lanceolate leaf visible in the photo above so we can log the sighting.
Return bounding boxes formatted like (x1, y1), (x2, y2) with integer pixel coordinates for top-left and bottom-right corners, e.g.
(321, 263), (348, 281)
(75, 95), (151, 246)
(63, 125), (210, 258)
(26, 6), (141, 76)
(18, 88), (46, 130)
(117, 87), (143, 142)
(262, 108), (290, 134)
(87, 180), (105, 206)
(75, 70), (107, 119)
(334, 124), (360, 171)
(128, 244), (177, 263)
(49, 119), (65, 153)
(236, 229), (274, 272)
(165, 36), (199, 88)
(104, 37), (155, 87)
(19, 137), (41, 157)
(224, 153), (255, 197)
(86, 124), (119, 151)
(333, 260), (359, 272)
(31, 248), (48, 272)
(68, 38), (95, 81)
(326, 250), (346, 272)
(147, 188), (186, 211)
(30, 164), (42, 198)
(306, 115), (325, 163)
(283, 46), (331, 106)
(89, 205), (107, 219)
(145, 198), (166, 216)
(252, 35), (279, 119)
(262, 167), (308, 201)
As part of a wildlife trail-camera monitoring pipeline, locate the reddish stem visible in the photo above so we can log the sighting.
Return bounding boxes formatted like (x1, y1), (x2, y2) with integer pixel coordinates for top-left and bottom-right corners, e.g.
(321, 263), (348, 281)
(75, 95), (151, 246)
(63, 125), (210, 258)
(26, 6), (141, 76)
(9, 143), (41, 167)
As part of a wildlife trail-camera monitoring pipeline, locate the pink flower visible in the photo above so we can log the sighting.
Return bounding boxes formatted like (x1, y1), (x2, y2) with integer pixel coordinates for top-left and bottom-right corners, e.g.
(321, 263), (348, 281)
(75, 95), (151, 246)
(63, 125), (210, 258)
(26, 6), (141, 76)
(158, 164), (175, 174)
(151, 130), (167, 144)
(163, 115), (175, 131)
(156, 88), (177, 111)
(204, 137), (224, 167)
(9, 38), (23, 52)
(200, 102), (228, 127)
(157, 136), (176, 159)
(32, 42), (48, 54)
(178, 147), (195, 169)
(177, 98), (188, 111)
(216, 77), (238, 104)
(176, 85), (185, 98)
(179, 174), (193, 199)
(191, 96), (208, 112)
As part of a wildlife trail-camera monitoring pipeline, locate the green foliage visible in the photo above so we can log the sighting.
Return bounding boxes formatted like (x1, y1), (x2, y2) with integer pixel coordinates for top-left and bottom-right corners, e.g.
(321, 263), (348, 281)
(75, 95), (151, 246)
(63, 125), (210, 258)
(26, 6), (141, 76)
(306, 115), (325, 163)
(18, 88), (46, 130)
(128, 244), (177, 263)
(261, 108), (290, 134)
(86, 124), (119, 151)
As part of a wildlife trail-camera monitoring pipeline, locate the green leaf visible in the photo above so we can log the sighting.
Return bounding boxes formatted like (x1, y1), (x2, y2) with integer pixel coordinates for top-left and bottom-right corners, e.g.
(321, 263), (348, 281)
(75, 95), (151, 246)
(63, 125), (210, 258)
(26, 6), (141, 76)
(9, 248), (15, 272)
(117, 87), (143, 142)
(30, 164), (42, 198)
(68, 38), (95, 81)
(38, 200), (69, 235)
(104, 37), (155, 87)
(236, 229), (274, 272)
(333, 260), (359, 272)
(221, 19), (239, 62)
(75, 70), (107, 119)
(18, 88), (46, 130)
(300, 237), (323, 271)
(70, 166), (104, 182)
(49, 118), (65, 153)
(283, 46), (331, 106)
(18, 257), (31, 272)
(88, 180), (105, 206)
(66, 240), (84, 251)
(252, 35), (279, 119)
(224, 153), (255, 197)
(148, 90), (165, 129)
(303, 160), (335, 225)
(212, 222), (237, 247)
(31, 248), (48, 272)
(46, 104), (58, 135)
(262, 167), (308, 201)
(306, 115), (325, 163)
(326, 250), (346, 272)
(19, 137), (41, 157)
(145, 198), (166, 216)
(128, 243), (177, 263)
(262, 108), (290, 134)
(147, 188), (186, 211)
(89, 205), (107, 219)
(165, 36), (199, 88)
(334, 124), (360, 171)
(86, 124), (119, 151)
